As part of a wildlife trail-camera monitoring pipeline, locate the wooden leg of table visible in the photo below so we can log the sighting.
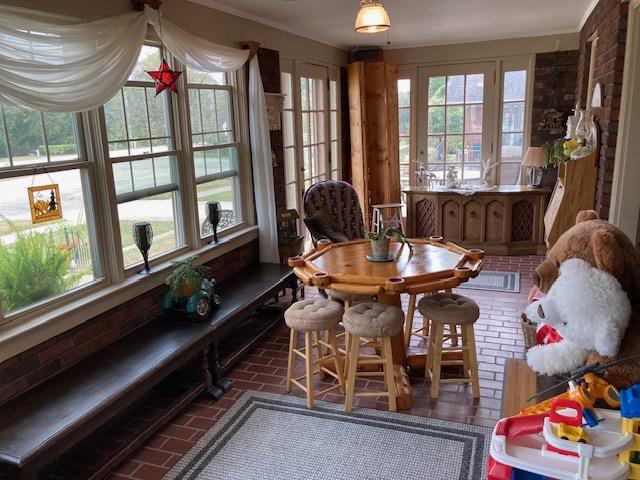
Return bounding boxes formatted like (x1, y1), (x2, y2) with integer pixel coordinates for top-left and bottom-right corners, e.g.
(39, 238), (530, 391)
(377, 292), (412, 410)
(328, 330), (345, 394)
(286, 329), (297, 393)
(404, 294), (416, 345)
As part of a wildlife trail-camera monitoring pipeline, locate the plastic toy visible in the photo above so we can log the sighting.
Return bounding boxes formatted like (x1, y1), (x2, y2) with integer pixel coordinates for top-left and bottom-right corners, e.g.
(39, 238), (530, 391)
(619, 385), (640, 479)
(557, 423), (589, 443)
(163, 278), (221, 321)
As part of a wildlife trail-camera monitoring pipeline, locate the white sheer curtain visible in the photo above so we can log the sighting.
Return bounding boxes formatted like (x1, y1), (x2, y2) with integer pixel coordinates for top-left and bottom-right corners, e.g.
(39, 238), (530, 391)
(248, 56), (280, 263)
(0, 5), (279, 263)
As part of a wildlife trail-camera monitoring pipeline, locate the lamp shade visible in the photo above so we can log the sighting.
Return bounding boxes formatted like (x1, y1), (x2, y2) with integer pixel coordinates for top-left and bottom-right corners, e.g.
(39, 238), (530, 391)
(355, 0), (391, 33)
(522, 147), (545, 168)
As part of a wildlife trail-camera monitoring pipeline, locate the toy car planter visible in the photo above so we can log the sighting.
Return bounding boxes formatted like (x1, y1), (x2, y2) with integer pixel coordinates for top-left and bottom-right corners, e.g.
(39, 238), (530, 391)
(163, 278), (221, 321)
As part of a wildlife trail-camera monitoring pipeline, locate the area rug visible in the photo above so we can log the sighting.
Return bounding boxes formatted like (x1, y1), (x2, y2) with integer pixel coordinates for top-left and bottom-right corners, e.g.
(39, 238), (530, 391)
(163, 391), (491, 480)
(457, 270), (520, 293)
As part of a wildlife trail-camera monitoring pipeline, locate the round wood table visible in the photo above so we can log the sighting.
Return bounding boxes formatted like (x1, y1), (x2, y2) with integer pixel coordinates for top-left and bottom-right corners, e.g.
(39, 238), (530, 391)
(289, 237), (484, 410)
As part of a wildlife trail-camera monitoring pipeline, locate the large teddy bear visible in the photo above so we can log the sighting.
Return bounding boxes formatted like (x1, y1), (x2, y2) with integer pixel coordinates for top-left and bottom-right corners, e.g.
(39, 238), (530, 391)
(526, 210), (640, 388)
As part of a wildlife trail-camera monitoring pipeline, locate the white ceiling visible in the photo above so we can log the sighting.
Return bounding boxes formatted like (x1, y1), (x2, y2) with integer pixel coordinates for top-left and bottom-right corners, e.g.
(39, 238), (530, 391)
(189, 0), (596, 50)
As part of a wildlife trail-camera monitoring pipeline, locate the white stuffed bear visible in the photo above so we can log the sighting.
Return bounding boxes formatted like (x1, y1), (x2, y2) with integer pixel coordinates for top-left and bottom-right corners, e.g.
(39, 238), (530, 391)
(524, 258), (631, 376)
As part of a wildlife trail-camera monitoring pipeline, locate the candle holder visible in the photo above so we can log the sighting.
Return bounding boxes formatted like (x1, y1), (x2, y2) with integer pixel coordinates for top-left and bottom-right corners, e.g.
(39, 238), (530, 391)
(133, 222), (154, 275)
(206, 201), (221, 244)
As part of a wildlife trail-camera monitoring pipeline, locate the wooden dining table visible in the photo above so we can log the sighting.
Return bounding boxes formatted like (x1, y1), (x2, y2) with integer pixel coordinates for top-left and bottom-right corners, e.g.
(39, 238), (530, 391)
(288, 237), (484, 410)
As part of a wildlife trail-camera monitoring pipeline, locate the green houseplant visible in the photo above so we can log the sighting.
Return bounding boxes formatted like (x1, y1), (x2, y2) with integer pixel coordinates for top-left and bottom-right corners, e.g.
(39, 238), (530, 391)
(365, 227), (413, 261)
(165, 255), (211, 298)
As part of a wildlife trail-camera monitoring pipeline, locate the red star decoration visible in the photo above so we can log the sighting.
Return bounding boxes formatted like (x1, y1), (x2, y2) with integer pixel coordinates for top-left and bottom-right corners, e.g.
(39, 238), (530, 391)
(147, 59), (182, 95)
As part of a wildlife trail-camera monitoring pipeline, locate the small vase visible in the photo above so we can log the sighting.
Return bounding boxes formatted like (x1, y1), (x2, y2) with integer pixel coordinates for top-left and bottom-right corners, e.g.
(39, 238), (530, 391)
(370, 237), (390, 259)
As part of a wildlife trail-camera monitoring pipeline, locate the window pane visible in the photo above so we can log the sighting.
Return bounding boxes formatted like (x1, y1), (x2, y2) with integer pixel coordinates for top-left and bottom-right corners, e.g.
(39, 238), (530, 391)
(446, 106), (463, 134)
(282, 73), (293, 109)
(194, 150), (206, 178)
(113, 156), (176, 197)
(205, 149), (221, 175)
(131, 159), (155, 191)
(446, 135), (464, 162)
(501, 133), (524, 162)
(330, 111), (338, 141)
(446, 75), (465, 104)
(463, 164), (481, 183)
(428, 107), (445, 134)
(0, 118), (8, 167)
(0, 170), (97, 314)
(500, 163), (521, 185)
(199, 89), (216, 135)
(124, 87), (150, 149)
(302, 112), (310, 144)
(189, 90), (202, 136)
(502, 102), (525, 132)
(197, 178), (240, 238)
(428, 76), (445, 105)
(399, 108), (410, 136)
(465, 134), (482, 163)
(330, 80), (338, 110)
(220, 146), (235, 171)
(128, 45), (161, 81)
(118, 191), (179, 267)
(113, 162), (133, 196)
(428, 136), (445, 163)
(215, 90), (233, 143)
(504, 70), (527, 102)
(43, 112), (78, 162)
(300, 78), (309, 110)
(2, 105), (47, 165)
(399, 137), (410, 164)
(465, 105), (483, 133)
(283, 111), (295, 147)
(398, 79), (411, 108)
(186, 67), (225, 85)
(284, 147), (296, 184)
(465, 74), (484, 103)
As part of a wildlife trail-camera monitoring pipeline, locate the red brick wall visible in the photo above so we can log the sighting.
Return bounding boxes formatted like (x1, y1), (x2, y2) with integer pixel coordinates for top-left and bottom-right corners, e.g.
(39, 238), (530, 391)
(576, 0), (628, 219)
(530, 50), (579, 148)
(0, 240), (259, 406)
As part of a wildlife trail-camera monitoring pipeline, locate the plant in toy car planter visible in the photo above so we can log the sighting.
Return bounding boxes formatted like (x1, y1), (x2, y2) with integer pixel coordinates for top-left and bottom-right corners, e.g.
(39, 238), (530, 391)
(163, 255), (220, 321)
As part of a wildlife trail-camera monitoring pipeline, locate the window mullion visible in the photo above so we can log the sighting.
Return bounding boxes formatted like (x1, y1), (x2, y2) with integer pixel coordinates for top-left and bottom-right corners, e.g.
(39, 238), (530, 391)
(1, 107), (14, 166)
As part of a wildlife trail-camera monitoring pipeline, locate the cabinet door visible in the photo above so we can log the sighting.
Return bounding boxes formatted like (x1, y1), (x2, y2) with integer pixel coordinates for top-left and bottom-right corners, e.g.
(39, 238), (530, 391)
(485, 199), (506, 243)
(441, 198), (461, 240)
(415, 197), (437, 238)
(462, 200), (482, 242)
(511, 198), (535, 242)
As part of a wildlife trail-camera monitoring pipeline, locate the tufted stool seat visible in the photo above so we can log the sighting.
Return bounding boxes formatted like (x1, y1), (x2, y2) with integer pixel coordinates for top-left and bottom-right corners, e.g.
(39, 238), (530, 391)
(418, 293), (480, 325)
(342, 303), (404, 412)
(284, 299), (343, 332)
(417, 293), (480, 399)
(284, 299), (345, 409)
(343, 302), (404, 338)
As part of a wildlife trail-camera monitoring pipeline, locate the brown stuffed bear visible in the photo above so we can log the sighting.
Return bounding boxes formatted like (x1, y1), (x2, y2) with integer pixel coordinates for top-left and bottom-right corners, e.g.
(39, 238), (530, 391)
(529, 210), (640, 388)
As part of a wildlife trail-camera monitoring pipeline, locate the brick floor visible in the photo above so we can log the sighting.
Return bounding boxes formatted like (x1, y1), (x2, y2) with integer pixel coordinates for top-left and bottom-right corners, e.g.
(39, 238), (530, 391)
(49, 255), (542, 480)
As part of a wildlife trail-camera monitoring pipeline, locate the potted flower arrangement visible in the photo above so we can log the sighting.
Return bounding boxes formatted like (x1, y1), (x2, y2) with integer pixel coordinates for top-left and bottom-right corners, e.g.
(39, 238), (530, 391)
(365, 227), (413, 262)
(164, 255), (220, 320)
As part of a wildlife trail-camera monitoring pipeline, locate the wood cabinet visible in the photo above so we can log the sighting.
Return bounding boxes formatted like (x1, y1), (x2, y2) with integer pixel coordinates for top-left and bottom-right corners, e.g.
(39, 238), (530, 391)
(405, 186), (551, 255)
(348, 61), (400, 227)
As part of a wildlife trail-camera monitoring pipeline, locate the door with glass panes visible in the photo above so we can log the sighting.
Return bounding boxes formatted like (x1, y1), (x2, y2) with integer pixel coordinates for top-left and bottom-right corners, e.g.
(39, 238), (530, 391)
(417, 63), (496, 185)
(282, 62), (339, 225)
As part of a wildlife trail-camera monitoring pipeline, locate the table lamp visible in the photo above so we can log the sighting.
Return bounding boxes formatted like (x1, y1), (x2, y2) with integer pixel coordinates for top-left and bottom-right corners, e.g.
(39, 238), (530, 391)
(522, 147), (545, 189)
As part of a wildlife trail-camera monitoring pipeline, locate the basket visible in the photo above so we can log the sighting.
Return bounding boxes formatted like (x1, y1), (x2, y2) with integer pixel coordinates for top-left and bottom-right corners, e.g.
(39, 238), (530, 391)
(520, 313), (537, 351)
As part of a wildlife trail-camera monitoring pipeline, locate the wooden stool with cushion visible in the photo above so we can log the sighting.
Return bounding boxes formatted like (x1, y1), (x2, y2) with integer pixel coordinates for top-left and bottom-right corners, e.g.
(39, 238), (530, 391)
(404, 290), (459, 347)
(418, 293), (480, 399)
(342, 302), (404, 412)
(285, 299), (346, 409)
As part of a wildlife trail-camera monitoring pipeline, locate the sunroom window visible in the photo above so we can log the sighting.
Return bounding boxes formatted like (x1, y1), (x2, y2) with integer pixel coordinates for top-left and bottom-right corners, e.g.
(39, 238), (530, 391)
(0, 107), (99, 317)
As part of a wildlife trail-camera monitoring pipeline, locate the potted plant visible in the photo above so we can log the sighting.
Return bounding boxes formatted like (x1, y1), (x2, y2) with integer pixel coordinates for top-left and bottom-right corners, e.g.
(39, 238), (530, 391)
(365, 227), (413, 261)
(165, 256), (211, 298)
(164, 256), (220, 320)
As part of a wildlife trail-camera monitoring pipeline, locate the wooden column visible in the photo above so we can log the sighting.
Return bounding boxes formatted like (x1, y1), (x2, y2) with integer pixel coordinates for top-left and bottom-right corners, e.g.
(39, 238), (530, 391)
(348, 61), (400, 229)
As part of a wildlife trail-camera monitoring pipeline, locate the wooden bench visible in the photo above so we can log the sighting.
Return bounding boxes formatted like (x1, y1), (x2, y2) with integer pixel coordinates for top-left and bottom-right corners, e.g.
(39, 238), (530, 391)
(0, 263), (295, 479)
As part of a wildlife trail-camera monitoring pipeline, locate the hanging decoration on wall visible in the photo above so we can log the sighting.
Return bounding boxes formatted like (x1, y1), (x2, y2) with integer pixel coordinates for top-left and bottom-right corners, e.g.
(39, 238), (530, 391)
(146, 7), (182, 96)
(537, 56), (565, 134)
(27, 184), (62, 224)
(147, 58), (182, 95)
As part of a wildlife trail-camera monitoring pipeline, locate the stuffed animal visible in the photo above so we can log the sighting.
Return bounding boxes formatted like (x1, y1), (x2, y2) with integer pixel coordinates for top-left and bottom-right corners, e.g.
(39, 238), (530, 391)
(528, 210), (640, 388)
(524, 259), (631, 375)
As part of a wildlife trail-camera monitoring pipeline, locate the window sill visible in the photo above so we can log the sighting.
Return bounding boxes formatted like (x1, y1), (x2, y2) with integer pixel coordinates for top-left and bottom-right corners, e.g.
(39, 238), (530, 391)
(0, 226), (259, 364)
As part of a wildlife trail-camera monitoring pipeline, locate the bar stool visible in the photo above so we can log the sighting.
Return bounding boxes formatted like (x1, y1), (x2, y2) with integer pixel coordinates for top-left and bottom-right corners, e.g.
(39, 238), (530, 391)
(371, 203), (404, 234)
(342, 302), (404, 412)
(285, 299), (345, 409)
(404, 290), (459, 347)
(325, 289), (374, 364)
(418, 293), (480, 399)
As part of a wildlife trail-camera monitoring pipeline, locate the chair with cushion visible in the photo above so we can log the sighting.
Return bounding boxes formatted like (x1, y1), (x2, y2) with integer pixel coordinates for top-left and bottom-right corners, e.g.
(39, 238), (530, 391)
(284, 298), (346, 409)
(303, 180), (365, 244)
(417, 293), (480, 399)
(342, 302), (404, 412)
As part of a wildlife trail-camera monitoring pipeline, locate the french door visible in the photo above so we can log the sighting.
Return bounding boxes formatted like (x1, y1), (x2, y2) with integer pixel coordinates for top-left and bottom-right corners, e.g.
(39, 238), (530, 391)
(417, 63), (496, 185)
(282, 61), (340, 225)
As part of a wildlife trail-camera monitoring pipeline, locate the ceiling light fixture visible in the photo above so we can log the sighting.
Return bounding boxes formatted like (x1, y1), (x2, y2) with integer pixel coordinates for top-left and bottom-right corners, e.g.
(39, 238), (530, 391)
(354, 0), (391, 34)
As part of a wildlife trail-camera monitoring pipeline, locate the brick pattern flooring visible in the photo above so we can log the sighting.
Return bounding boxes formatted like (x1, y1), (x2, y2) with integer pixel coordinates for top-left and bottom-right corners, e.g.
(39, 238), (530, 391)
(56, 255), (542, 480)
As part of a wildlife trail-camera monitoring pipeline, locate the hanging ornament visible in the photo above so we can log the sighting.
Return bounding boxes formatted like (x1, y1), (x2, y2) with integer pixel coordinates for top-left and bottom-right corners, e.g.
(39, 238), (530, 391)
(28, 184), (63, 224)
(147, 58), (182, 96)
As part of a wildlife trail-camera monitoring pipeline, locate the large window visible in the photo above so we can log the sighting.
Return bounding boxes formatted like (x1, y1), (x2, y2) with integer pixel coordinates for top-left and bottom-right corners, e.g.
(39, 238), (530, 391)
(0, 107), (99, 316)
(398, 78), (411, 191)
(102, 45), (184, 268)
(499, 70), (528, 185)
(186, 67), (242, 238)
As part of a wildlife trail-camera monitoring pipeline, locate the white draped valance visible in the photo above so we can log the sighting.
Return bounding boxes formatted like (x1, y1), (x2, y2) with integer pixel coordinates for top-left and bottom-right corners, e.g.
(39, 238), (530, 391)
(0, 5), (249, 112)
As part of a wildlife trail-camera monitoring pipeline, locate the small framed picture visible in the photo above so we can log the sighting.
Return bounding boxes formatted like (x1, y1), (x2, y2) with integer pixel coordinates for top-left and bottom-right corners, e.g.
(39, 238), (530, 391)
(27, 184), (63, 224)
